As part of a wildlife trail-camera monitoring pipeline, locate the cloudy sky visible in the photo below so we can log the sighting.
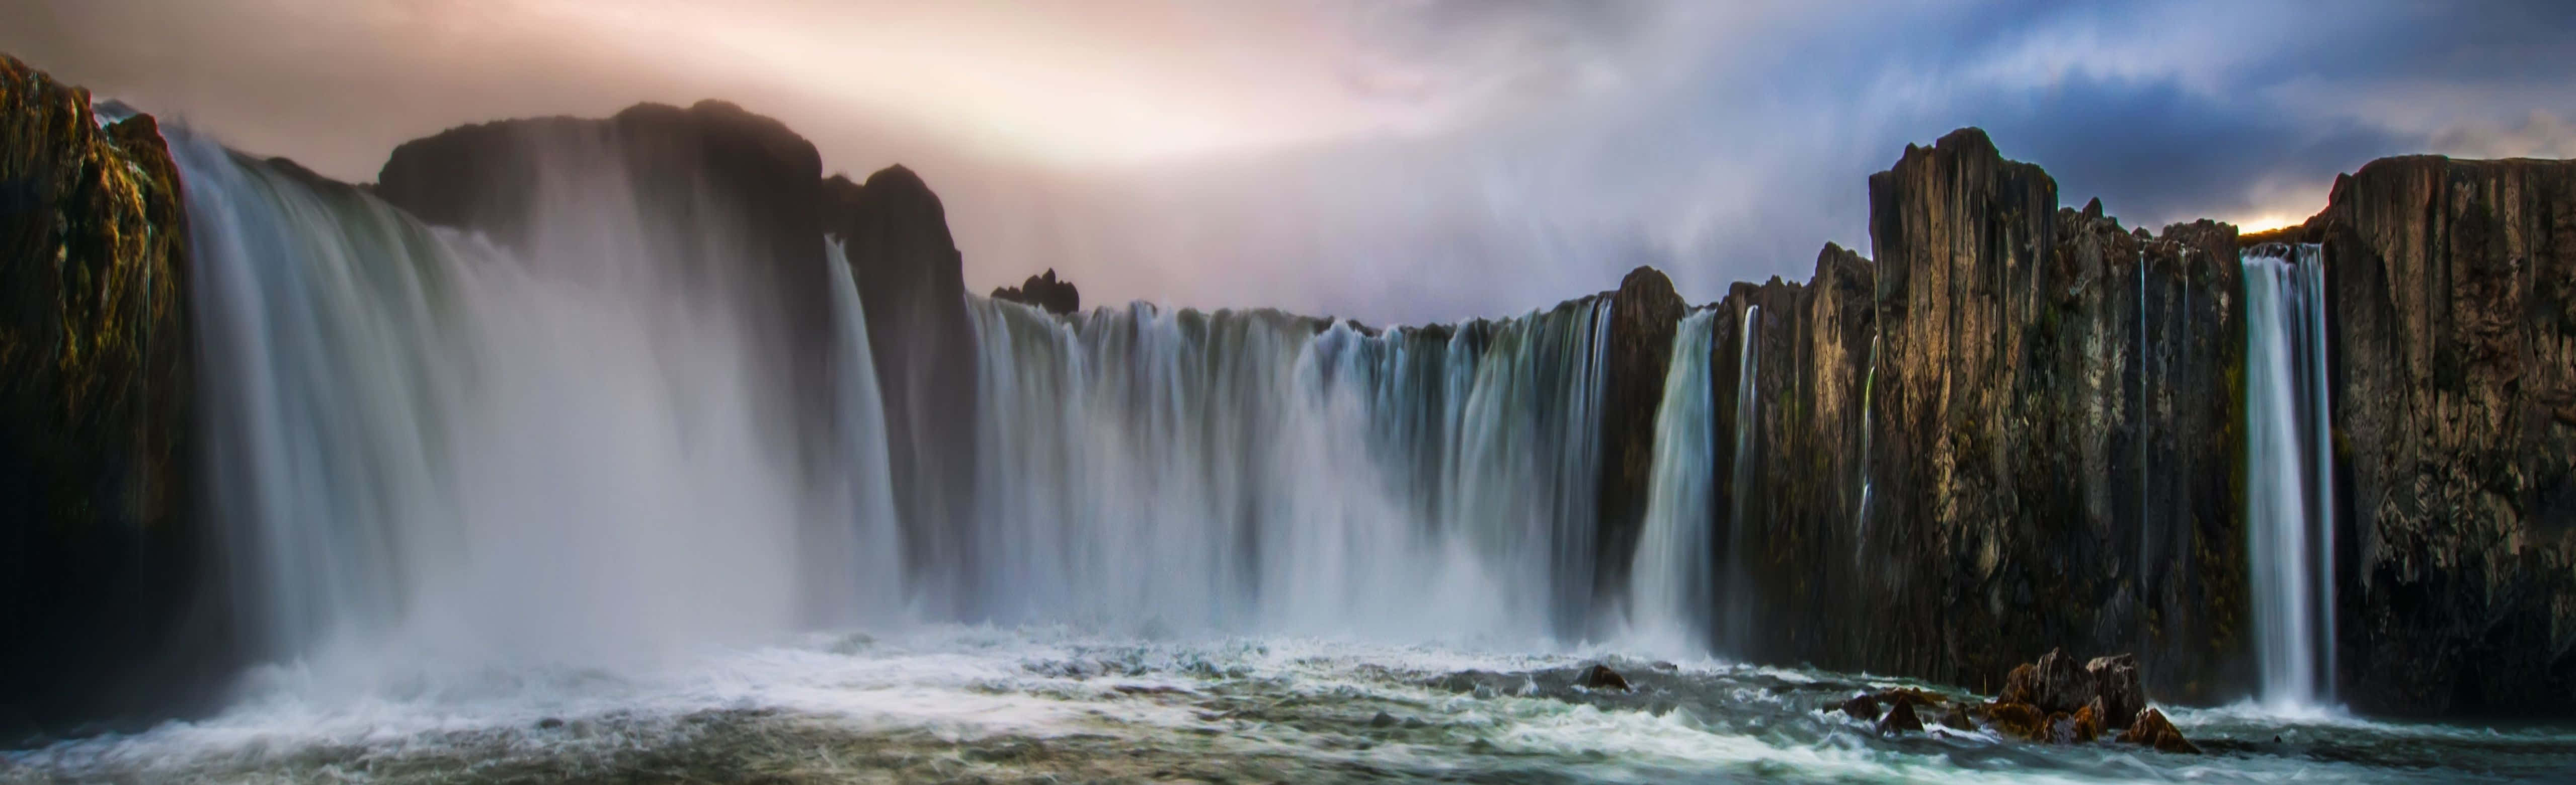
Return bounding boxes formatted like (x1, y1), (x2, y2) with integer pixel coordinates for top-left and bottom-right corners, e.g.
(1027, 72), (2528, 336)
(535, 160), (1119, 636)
(8, 0), (2573, 322)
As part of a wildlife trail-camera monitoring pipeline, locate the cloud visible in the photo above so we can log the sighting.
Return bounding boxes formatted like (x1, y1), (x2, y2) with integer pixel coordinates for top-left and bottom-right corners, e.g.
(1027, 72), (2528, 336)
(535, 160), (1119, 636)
(3, 0), (2567, 322)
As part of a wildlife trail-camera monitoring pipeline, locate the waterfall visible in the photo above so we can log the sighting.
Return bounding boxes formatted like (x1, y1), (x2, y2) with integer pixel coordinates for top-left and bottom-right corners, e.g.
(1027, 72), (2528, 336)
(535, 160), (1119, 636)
(174, 129), (902, 670)
(957, 296), (1612, 640)
(1626, 309), (1721, 652)
(2242, 243), (2336, 710)
(1855, 332), (1877, 562)
(1720, 305), (1761, 653)
(824, 239), (908, 622)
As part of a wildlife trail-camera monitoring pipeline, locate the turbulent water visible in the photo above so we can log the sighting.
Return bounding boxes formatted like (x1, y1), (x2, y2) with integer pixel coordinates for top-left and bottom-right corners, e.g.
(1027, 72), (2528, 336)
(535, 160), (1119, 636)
(2241, 244), (2337, 711)
(12, 626), (2573, 784)
(12, 134), (2571, 782)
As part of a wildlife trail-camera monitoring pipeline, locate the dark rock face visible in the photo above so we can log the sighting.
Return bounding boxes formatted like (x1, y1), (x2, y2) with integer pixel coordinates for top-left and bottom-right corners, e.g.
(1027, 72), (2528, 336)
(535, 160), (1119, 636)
(821, 167), (982, 613)
(2305, 156), (2576, 716)
(0, 54), (208, 732)
(1594, 266), (1689, 612)
(1713, 129), (2250, 704)
(993, 269), (1080, 315)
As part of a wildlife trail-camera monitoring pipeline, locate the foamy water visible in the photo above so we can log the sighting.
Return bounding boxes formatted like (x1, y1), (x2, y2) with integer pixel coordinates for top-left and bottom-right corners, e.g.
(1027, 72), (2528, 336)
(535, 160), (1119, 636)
(12, 627), (2570, 783)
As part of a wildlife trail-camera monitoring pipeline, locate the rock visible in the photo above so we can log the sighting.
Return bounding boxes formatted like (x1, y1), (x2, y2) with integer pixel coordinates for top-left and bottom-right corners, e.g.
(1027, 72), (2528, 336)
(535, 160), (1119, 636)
(2069, 702), (2102, 743)
(536, 717), (565, 730)
(820, 166), (981, 601)
(2305, 155), (2576, 717)
(2117, 708), (2200, 754)
(1839, 693), (1882, 721)
(1592, 266), (1689, 618)
(992, 268), (1081, 314)
(1577, 663), (1631, 691)
(1369, 711), (1397, 728)
(2084, 655), (2141, 728)
(1, 53), (212, 734)
(1984, 702), (2048, 742)
(1999, 649), (2091, 714)
(1708, 127), (2251, 707)
(1876, 693), (1924, 735)
(1939, 705), (1976, 731)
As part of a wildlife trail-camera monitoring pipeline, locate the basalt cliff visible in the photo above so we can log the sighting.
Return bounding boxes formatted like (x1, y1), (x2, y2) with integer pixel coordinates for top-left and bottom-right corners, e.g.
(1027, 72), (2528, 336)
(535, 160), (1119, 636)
(3, 52), (2570, 731)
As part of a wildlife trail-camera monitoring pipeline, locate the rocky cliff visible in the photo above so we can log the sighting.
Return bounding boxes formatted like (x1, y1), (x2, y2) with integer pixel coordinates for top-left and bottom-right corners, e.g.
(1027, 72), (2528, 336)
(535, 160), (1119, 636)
(2294, 156), (2576, 716)
(7, 53), (2573, 728)
(0, 54), (207, 733)
(1705, 130), (2253, 703)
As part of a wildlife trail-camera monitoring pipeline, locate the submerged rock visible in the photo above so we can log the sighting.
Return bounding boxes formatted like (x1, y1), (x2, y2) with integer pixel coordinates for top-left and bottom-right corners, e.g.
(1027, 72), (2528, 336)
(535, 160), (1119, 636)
(1576, 663), (1631, 692)
(1839, 693), (1882, 721)
(1876, 694), (1925, 735)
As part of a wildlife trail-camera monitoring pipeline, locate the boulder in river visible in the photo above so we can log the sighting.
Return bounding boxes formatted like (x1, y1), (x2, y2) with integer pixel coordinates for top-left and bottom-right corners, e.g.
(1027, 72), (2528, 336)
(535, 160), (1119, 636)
(2117, 707), (2201, 754)
(1576, 663), (1630, 691)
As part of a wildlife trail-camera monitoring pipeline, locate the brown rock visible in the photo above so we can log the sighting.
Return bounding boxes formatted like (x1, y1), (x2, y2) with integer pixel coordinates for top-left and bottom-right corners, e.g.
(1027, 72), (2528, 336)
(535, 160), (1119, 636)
(1984, 702), (2048, 742)
(2084, 655), (2142, 728)
(2069, 702), (2102, 743)
(2117, 708), (2200, 754)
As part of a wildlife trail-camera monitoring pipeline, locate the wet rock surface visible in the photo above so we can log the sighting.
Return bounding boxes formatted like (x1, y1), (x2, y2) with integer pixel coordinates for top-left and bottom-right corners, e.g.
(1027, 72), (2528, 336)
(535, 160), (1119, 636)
(2298, 155), (2576, 717)
(0, 53), (209, 734)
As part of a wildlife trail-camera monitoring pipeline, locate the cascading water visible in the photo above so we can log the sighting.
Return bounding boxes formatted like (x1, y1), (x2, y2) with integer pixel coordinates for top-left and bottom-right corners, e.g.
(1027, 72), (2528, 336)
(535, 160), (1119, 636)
(1720, 305), (1760, 653)
(174, 128), (901, 671)
(1854, 332), (1877, 562)
(958, 296), (1613, 640)
(1625, 309), (1720, 653)
(2242, 243), (2337, 710)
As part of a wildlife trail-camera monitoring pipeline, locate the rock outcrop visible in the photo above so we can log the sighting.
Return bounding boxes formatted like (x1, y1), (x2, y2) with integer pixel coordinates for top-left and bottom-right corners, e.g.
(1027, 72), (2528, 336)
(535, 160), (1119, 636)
(1709, 129), (2251, 704)
(993, 268), (1080, 315)
(0, 54), (205, 732)
(820, 166), (982, 612)
(2298, 155), (2576, 716)
(1594, 266), (1689, 611)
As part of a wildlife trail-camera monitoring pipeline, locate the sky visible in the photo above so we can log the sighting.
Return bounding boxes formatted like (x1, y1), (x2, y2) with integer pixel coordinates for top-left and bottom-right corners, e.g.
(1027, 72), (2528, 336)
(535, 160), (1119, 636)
(7, 0), (2573, 323)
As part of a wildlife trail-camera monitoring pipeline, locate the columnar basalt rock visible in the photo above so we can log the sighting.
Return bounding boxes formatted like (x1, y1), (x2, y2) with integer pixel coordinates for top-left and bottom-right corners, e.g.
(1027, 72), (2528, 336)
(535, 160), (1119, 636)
(2296, 155), (2576, 716)
(0, 54), (204, 732)
(1594, 266), (1688, 610)
(1711, 129), (2251, 704)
